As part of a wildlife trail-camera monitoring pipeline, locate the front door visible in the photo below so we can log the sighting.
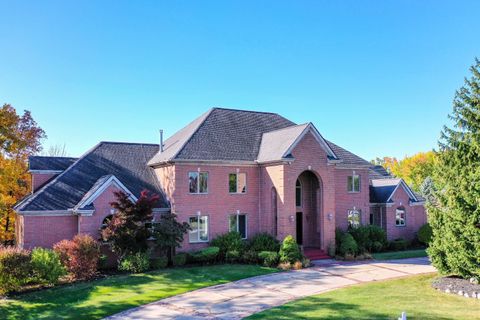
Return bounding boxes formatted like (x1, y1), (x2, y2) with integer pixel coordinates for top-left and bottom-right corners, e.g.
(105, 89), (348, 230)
(296, 212), (303, 245)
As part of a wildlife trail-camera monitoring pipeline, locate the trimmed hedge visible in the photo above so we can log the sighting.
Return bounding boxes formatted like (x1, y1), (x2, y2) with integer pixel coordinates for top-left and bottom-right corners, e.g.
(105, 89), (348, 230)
(150, 256), (168, 270)
(190, 247), (219, 264)
(210, 232), (245, 260)
(338, 233), (358, 256)
(248, 233), (280, 253)
(389, 238), (410, 251)
(173, 253), (187, 267)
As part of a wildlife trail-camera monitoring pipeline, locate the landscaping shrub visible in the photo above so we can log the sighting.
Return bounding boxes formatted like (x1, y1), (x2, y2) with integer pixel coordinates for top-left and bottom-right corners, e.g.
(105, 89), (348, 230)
(389, 238), (409, 251)
(247, 233), (280, 253)
(338, 233), (358, 256)
(278, 261), (291, 270)
(190, 247), (219, 264)
(258, 251), (279, 267)
(349, 225), (387, 253)
(226, 250), (241, 263)
(173, 253), (187, 267)
(279, 235), (302, 263)
(31, 248), (66, 285)
(292, 261), (303, 270)
(417, 223), (433, 245)
(119, 252), (151, 273)
(150, 256), (168, 270)
(0, 246), (32, 295)
(335, 228), (345, 249)
(242, 250), (259, 264)
(54, 234), (100, 280)
(210, 232), (245, 260)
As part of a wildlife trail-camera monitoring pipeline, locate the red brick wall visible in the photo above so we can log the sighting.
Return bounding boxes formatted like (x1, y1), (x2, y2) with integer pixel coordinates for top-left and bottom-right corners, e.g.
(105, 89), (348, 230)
(32, 173), (58, 192)
(334, 168), (370, 230)
(280, 131), (337, 251)
(385, 186), (427, 241)
(159, 164), (261, 252)
(21, 215), (78, 249)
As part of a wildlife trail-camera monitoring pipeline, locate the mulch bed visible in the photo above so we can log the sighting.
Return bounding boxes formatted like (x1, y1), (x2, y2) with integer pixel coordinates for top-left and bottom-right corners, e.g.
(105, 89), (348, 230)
(432, 276), (480, 299)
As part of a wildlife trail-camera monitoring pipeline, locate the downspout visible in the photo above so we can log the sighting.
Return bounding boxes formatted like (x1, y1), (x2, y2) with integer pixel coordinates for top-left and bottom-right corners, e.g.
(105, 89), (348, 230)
(258, 165), (262, 232)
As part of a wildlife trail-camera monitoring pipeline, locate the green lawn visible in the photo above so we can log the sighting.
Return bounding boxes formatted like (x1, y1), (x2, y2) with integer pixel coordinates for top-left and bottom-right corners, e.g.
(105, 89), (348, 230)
(372, 249), (427, 260)
(0, 264), (277, 320)
(248, 273), (480, 320)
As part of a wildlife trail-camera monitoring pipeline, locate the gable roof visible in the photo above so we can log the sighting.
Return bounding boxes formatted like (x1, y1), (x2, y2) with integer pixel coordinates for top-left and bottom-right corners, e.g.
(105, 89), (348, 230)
(369, 165), (391, 180)
(257, 123), (338, 163)
(16, 142), (168, 212)
(29, 156), (78, 172)
(148, 107), (369, 166)
(370, 178), (420, 204)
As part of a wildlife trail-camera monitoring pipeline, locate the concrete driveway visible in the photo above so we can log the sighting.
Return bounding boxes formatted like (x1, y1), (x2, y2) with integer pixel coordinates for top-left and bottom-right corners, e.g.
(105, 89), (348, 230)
(106, 257), (435, 320)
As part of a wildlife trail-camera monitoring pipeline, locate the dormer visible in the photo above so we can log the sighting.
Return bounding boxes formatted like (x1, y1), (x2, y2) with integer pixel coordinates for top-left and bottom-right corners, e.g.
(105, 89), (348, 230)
(29, 156), (77, 192)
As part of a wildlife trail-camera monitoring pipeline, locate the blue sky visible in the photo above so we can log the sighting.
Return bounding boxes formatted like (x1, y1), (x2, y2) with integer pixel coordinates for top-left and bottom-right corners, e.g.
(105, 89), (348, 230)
(1, 1), (479, 161)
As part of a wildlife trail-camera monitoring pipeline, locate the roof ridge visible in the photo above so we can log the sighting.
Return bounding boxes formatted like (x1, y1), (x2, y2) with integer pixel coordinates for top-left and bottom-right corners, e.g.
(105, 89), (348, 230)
(211, 107), (281, 116)
(262, 123), (307, 135)
(15, 142), (104, 211)
(98, 141), (159, 146)
(30, 156), (78, 159)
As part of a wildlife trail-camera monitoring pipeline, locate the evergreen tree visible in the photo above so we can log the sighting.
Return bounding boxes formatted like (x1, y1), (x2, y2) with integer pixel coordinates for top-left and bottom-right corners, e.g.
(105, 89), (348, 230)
(427, 58), (480, 280)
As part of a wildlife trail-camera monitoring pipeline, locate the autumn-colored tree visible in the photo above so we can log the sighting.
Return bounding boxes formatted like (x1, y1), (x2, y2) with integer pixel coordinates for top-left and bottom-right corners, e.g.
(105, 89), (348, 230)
(0, 104), (46, 244)
(371, 151), (437, 192)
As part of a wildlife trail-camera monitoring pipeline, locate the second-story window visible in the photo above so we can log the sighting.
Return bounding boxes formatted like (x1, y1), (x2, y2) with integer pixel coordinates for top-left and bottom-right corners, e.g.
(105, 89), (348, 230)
(347, 174), (360, 192)
(229, 173), (246, 193)
(189, 171), (208, 194)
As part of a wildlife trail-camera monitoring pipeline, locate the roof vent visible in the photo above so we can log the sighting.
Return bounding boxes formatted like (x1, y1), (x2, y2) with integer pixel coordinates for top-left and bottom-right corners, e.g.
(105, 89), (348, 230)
(159, 129), (164, 152)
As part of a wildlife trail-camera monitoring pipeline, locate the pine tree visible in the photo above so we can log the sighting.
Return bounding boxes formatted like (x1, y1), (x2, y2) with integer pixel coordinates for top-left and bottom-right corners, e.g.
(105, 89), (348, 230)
(427, 58), (480, 280)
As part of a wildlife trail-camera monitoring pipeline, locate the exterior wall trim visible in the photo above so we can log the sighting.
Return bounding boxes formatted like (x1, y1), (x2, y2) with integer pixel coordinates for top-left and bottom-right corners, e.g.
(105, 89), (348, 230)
(29, 169), (63, 174)
(386, 179), (418, 202)
(17, 210), (72, 216)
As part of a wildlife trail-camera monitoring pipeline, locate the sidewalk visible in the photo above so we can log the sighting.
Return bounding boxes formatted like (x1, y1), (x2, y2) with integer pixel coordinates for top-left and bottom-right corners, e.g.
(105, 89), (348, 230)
(106, 257), (435, 320)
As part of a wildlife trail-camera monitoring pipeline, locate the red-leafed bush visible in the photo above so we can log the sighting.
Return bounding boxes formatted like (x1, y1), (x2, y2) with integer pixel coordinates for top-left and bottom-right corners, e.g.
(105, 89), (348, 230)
(54, 234), (100, 280)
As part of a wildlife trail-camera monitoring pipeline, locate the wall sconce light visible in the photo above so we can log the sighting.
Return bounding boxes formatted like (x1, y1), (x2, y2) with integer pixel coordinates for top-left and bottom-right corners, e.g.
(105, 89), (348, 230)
(289, 215), (295, 223)
(327, 213), (333, 221)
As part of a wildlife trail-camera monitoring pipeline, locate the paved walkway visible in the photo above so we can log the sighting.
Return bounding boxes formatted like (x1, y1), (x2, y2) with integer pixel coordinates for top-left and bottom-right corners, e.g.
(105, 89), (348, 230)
(107, 257), (435, 320)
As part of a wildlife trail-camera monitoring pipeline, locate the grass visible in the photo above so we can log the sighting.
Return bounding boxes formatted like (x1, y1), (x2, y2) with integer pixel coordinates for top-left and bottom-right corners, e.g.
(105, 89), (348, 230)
(372, 249), (427, 260)
(248, 273), (480, 320)
(0, 264), (277, 320)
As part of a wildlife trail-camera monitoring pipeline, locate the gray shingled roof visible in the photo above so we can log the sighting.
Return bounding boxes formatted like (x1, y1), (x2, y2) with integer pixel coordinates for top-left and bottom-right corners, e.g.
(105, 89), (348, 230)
(256, 124), (310, 162)
(16, 142), (167, 211)
(29, 156), (78, 171)
(369, 165), (392, 180)
(325, 141), (371, 167)
(369, 178), (422, 204)
(148, 107), (370, 166)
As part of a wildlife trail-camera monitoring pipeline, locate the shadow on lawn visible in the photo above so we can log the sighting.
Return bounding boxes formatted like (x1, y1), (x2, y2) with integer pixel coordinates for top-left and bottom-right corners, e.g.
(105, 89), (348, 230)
(0, 265), (272, 320)
(249, 296), (454, 320)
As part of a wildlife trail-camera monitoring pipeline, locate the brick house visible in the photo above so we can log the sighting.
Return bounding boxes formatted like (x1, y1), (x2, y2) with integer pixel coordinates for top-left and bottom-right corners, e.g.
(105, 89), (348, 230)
(14, 108), (426, 256)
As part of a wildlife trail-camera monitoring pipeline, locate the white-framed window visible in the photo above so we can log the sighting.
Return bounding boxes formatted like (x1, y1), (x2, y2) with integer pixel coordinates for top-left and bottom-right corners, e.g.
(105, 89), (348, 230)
(101, 214), (113, 230)
(189, 214), (209, 243)
(229, 173), (246, 194)
(396, 207), (406, 227)
(295, 179), (302, 207)
(189, 171), (208, 194)
(347, 174), (360, 192)
(229, 213), (247, 239)
(348, 208), (361, 228)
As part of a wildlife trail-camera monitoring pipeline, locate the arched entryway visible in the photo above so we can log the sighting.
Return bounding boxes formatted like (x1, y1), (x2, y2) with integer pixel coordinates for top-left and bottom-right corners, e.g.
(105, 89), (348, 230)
(295, 170), (321, 248)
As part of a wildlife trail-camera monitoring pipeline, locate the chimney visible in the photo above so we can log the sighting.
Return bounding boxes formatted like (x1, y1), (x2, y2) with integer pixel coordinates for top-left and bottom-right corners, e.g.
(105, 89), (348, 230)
(159, 129), (164, 152)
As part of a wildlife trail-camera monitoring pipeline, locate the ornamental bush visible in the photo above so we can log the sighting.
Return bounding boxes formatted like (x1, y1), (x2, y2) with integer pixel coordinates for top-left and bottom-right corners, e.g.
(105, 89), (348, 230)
(338, 233), (358, 256)
(190, 247), (219, 264)
(349, 225), (387, 253)
(247, 233), (280, 253)
(417, 223), (433, 245)
(226, 250), (241, 263)
(242, 250), (259, 264)
(0, 246), (32, 295)
(389, 238), (409, 251)
(210, 232), (245, 260)
(119, 252), (151, 273)
(173, 253), (187, 267)
(279, 235), (302, 264)
(54, 234), (100, 280)
(31, 248), (66, 285)
(258, 251), (279, 267)
(150, 256), (168, 270)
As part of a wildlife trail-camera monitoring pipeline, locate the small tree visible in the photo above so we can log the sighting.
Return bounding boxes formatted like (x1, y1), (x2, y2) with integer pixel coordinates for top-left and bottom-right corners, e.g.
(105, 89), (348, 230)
(153, 213), (190, 261)
(102, 190), (159, 261)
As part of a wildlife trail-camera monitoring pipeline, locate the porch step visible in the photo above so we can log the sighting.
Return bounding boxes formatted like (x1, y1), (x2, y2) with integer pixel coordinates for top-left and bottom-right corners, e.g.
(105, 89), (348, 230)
(303, 248), (331, 260)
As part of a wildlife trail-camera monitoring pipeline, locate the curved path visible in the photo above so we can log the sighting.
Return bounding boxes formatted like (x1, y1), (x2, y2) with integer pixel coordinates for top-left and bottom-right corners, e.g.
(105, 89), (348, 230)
(106, 257), (435, 320)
